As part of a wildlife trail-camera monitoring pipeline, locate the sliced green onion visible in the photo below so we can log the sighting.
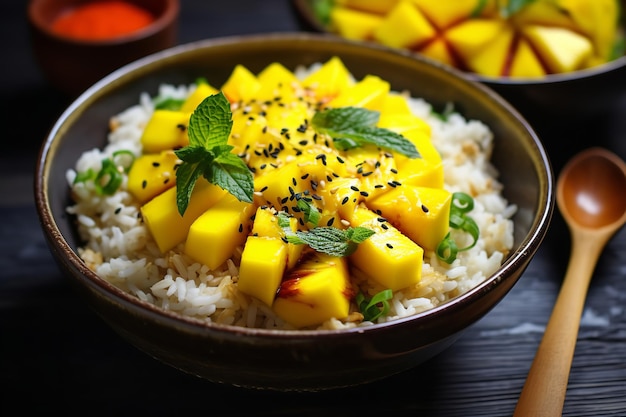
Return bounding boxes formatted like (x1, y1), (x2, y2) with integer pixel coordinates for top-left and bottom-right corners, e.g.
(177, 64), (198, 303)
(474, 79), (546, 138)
(73, 168), (96, 185)
(436, 192), (480, 263)
(94, 158), (123, 195)
(111, 150), (135, 173)
(357, 289), (393, 322)
(436, 233), (458, 264)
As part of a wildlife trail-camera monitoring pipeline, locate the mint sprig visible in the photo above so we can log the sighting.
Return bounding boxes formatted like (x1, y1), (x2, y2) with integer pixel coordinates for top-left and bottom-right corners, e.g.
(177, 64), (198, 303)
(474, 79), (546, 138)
(285, 226), (375, 257)
(312, 107), (420, 158)
(174, 92), (254, 216)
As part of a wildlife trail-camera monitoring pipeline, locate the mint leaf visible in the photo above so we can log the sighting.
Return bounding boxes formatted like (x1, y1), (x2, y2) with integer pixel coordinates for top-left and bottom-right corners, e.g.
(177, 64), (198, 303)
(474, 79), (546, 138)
(174, 92), (253, 215)
(312, 107), (420, 158)
(285, 226), (374, 257)
(187, 91), (233, 148)
(296, 198), (321, 227)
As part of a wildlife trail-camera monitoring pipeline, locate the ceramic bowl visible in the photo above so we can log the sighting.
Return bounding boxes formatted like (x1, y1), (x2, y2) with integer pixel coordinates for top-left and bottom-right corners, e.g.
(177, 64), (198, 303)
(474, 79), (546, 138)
(292, 0), (626, 169)
(34, 33), (554, 391)
(27, 0), (179, 96)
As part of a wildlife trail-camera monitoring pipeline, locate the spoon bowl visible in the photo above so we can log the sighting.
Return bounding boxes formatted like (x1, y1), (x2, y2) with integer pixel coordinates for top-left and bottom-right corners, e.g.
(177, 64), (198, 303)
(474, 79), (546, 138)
(514, 147), (626, 416)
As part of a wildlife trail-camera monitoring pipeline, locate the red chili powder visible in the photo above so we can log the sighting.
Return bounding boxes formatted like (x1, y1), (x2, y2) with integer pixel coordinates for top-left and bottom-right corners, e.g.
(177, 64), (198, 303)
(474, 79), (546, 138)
(51, 1), (155, 41)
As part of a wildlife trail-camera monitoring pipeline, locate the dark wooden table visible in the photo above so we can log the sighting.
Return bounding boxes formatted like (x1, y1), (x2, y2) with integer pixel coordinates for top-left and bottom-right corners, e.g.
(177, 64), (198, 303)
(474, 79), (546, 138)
(2, 1), (625, 415)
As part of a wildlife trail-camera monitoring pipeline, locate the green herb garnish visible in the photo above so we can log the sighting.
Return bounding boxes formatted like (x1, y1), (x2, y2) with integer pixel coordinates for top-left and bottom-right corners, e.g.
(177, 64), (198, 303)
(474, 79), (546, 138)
(436, 192), (480, 263)
(356, 289), (393, 322)
(73, 150), (135, 195)
(285, 225), (375, 257)
(154, 97), (186, 111)
(174, 92), (254, 216)
(312, 107), (420, 158)
(295, 198), (321, 227)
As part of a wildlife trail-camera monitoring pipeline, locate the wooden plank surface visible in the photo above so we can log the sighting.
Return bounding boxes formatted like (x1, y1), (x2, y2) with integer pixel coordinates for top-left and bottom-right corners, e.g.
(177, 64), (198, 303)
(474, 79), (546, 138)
(1, 1), (625, 415)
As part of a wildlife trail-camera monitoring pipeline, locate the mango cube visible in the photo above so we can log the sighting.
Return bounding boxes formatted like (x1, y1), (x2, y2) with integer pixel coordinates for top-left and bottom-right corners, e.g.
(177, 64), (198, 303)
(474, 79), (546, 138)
(250, 207), (303, 270)
(327, 74), (390, 111)
(221, 64), (260, 103)
(373, 1), (436, 49)
(255, 62), (301, 102)
(238, 236), (287, 306)
(127, 150), (180, 203)
(179, 82), (219, 113)
(349, 206), (423, 290)
(330, 7), (383, 40)
(394, 128), (444, 189)
(185, 193), (255, 270)
(273, 252), (351, 328)
(367, 185), (451, 251)
(301, 56), (353, 101)
(140, 110), (190, 153)
(141, 179), (226, 253)
(522, 25), (593, 73)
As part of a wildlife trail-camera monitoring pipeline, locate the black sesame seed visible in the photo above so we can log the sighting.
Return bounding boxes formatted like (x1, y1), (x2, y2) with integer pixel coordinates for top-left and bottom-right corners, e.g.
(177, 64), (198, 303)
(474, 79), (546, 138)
(421, 204), (429, 213)
(386, 243), (394, 249)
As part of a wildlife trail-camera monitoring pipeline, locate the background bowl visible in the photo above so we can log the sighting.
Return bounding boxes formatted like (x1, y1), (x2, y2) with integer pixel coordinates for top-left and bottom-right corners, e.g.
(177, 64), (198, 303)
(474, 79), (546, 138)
(292, 0), (626, 171)
(34, 33), (554, 391)
(27, 0), (179, 96)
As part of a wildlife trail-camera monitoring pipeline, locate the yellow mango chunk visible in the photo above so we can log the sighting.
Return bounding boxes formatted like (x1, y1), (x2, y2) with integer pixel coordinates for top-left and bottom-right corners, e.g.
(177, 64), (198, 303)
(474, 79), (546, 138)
(349, 206), (423, 290)
(394, 128), (444, 189)
(127, 150), (180, 203)
(522, 25), (593, 73)
(141, 179), (226, 253)
(378, 112), (430, 134)
(301, 56), (353, 101)
(367, 185), (451, 251)
(253, 159), (311, 216)
(251, 207), (303, 270)
(343, 145), (399, 201)
(373, 0), (436, 49)
(559, 0), (619, 61)
(273, 251), (351, 328)
(316, 176), (363, 223)
(255, 62), (301, 102)
(465, 25), (515, 77)
(330, 6), (383, 40)
(185, 193), (255, 270)
(327, 74), (390, 110)
(238, 236), (287, 306)
(140, 110), (190, 153)
(379, 92), (413, 116)
(419, 37), (456, 67)
(413, 0), (497, 29)
(179, 82), (219, 113)
(509, 38), (546, 78)
(445, 19), (508, 62)
(221, 64), (261, 103)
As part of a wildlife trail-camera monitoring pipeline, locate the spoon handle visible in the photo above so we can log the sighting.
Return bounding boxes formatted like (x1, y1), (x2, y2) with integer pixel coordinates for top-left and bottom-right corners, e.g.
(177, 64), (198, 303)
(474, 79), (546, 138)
(513, 231), (605, 417)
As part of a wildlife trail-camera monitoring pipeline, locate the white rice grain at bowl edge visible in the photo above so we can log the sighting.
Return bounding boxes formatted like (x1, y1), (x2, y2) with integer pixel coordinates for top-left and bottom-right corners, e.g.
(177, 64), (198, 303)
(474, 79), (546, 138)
(66, 65), (517, 330)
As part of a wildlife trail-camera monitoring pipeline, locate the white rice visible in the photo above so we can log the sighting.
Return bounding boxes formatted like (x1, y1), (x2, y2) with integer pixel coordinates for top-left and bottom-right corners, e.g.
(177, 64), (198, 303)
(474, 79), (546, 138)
(66, 66), (516, 330)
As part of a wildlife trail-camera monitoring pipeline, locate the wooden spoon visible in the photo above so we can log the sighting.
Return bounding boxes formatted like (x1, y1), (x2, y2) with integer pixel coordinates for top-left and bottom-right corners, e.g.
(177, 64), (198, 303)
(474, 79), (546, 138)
(513, 147), (626, 416)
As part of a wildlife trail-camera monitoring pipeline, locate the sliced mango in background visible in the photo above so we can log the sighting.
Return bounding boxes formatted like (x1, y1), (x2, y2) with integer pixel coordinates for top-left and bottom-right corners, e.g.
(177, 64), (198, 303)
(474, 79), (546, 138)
(373, 0), (436, 49)
(523, 25), (593, 73)
(330, 6), (383, 40)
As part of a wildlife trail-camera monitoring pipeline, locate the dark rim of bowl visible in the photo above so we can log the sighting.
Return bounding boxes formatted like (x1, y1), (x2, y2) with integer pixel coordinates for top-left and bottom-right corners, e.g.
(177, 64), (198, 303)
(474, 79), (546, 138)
(35, 32), (554, 338)
(27, 0), (180, 46)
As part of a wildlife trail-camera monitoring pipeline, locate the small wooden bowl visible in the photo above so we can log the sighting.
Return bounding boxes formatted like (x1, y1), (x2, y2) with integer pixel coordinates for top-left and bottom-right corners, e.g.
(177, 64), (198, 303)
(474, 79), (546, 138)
(28, 0), (179, 96)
